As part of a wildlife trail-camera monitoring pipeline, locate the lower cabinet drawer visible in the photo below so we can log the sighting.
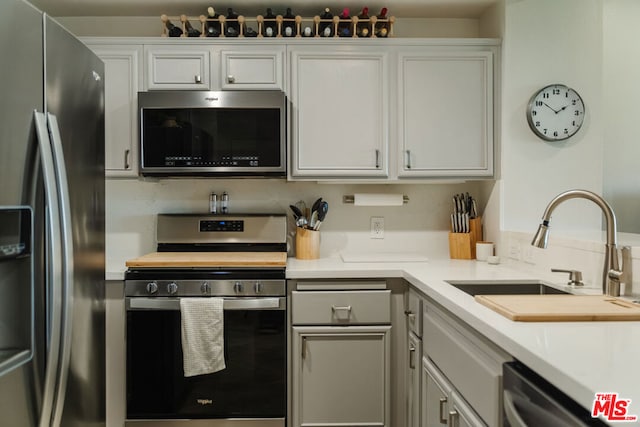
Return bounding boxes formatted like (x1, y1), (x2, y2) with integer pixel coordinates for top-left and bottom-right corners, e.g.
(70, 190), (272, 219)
(292, 290), (391, 325)
(423, 302), (510, 427)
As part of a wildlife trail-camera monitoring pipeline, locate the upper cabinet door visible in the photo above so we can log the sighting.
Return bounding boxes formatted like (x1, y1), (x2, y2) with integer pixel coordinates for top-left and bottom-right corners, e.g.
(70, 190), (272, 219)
(220, 46), (284, 90)
(87, 44), (143, 177)
(289, 47), (389, 178)
(397, 50), (494, 178)
(145, 45), (210, 90)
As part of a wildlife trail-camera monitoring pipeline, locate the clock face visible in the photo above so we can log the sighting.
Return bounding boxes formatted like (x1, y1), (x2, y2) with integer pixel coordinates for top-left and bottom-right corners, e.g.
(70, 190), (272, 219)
(526, 84), (585, 141)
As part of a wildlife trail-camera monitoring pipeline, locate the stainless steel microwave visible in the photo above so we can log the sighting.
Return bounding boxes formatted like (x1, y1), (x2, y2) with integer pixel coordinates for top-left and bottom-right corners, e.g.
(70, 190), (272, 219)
(138, 90), (286, 177)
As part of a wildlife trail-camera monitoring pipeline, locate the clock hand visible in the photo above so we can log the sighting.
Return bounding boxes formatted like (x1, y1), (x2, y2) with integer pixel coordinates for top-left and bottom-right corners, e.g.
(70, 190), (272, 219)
(542, 102), (560, 114)
(558, 104), (570, 112)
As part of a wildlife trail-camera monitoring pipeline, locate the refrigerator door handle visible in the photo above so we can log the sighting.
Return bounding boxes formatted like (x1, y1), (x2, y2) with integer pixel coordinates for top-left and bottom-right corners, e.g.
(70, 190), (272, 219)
(46, 113), (76, 427)
(33, 111), (63, 427)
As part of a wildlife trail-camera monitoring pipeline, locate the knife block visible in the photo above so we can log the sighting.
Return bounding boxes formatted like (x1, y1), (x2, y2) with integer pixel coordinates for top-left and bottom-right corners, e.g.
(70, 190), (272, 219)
(448, 217), (482, 259)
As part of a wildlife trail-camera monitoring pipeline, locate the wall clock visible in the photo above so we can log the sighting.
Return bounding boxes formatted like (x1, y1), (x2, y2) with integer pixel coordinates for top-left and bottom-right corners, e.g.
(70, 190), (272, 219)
(526, 84), (585, 141)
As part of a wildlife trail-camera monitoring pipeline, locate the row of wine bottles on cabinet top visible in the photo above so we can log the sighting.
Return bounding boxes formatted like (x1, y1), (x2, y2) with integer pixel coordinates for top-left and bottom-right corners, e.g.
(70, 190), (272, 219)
(161, 6), (394, 38)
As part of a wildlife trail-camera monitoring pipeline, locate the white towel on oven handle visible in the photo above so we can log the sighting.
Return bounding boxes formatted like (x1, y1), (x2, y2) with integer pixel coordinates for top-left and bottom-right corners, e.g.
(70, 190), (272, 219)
(180, 298), (226, 377)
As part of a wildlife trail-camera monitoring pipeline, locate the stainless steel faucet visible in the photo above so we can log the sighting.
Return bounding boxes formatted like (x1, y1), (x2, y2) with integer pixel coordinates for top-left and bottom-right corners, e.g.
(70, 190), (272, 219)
(531, 189), (624, 296)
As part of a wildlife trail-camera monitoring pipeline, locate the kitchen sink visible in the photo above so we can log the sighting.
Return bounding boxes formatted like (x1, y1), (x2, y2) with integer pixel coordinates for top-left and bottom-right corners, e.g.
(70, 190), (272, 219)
(445, 280), (570, 296)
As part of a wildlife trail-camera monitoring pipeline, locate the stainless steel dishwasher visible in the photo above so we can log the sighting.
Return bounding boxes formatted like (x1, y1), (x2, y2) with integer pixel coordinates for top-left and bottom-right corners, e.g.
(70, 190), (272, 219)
(503, 361), (609, 426)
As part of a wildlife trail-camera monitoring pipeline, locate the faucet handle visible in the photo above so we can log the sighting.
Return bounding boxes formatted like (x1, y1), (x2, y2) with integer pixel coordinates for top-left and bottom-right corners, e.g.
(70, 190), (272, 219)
(551, 268), (585, 286)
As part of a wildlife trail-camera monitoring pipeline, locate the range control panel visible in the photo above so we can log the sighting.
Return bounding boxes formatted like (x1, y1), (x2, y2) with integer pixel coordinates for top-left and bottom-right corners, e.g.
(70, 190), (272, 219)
(199, 220), (244, 232)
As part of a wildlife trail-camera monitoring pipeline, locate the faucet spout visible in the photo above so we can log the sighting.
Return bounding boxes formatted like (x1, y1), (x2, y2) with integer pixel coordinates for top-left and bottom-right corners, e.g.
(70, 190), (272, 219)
(531, 189), (622, 296)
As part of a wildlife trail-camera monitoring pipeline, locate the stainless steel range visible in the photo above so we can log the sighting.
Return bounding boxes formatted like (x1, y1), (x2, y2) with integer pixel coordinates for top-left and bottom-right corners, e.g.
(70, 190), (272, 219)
(124, 214), (287, 427)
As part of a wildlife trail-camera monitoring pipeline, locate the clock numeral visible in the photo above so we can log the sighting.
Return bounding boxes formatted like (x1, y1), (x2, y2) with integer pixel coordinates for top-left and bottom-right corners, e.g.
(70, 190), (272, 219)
(536, 101), (543, 107)
(543, 128), (548, 134)
(572, 99), (577, 105)
(564, 129), (569, 134)
(553, 131), (559, 137)
(543, 93), (550, 99)
(535, 121), (540, 127)
(574, 110), (581, 116)
(572, 120), (576, 126)
(532, 110), (537, 116)
(553, 89), (561, 95)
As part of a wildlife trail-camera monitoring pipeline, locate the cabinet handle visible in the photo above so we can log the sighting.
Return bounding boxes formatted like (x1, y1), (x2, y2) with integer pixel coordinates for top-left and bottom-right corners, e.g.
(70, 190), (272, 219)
(375, 149), (380, 168)
(331, 305), (352, 313)
(124, 149), (130, 170)
(448, 410), (459, 427)
(227, 74), (235, 83)
(195, 75), (202, 84)
(439, 398), (448, 424)
(406, 150), (412, 169)
(409, 343), (416, 369)
(301, 336), (306, 359)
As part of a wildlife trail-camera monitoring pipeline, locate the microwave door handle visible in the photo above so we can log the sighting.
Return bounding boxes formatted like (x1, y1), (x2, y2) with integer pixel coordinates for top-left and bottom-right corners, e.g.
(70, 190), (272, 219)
(127, 297), (285, 311)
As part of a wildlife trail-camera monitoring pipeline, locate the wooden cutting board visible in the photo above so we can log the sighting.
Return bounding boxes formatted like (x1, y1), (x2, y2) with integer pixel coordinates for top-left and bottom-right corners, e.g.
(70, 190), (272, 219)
(475, 294), (640, 322)
(125, 252), (287, 268)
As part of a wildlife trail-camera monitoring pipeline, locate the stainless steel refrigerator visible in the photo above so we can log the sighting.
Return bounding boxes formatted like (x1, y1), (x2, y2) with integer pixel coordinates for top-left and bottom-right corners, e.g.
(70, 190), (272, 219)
(0, 0), (105, 425)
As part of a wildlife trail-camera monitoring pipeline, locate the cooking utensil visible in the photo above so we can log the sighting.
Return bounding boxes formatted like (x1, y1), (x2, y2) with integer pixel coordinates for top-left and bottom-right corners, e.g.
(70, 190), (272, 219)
(309, 211), (318, 229)
(289, 204), (303, 220)
(295, 200), (307, 217)
(311, 197), (323, 214)
(296, 217), (308, 228)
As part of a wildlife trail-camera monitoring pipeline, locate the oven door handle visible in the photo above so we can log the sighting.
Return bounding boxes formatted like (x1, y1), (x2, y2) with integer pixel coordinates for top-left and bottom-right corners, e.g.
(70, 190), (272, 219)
(127, 297), (286, 311)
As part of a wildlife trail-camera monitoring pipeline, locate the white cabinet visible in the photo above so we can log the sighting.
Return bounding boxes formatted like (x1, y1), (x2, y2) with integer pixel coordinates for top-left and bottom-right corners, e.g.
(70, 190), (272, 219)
(289, 46), (390, 178)
(144, 44), (285, 91)
(397, 50), (494, 178)
(406, 288), (423, 427)
(145, 45), (210, 90)
(422, 357), (485, 427)
(219, 46), (284, 90)
(291, 286), (391, 427)
(422, 299), (510, 427)
(291, 325), (391, 427)
(86, 44), (142, 177)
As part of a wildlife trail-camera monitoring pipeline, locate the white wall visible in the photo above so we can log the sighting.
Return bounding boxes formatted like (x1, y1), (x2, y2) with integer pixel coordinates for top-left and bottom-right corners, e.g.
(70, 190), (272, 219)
(603, 0), (640, 233)
(499, 0), (604, 235)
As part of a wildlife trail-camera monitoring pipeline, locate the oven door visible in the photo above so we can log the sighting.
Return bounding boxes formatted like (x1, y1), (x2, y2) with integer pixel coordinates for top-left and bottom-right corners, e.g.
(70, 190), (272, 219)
(125, 297), (286, 423)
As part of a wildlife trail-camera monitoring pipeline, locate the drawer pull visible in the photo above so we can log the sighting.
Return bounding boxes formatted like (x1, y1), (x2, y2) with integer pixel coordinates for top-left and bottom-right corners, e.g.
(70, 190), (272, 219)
(409, 343), (416, 369)
(448, 410), (459, 427)
(439, 397), (448, 424)
(195, 75), (202, 84)
(331, 305), (352, 313)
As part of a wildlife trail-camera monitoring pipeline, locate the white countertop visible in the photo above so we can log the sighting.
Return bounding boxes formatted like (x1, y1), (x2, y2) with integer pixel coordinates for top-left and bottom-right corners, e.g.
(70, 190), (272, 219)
(287, 255), (640, 418)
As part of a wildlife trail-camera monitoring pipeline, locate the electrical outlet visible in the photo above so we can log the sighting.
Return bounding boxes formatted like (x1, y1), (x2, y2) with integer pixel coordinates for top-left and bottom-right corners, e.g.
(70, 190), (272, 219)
(370, 217), (384, 239)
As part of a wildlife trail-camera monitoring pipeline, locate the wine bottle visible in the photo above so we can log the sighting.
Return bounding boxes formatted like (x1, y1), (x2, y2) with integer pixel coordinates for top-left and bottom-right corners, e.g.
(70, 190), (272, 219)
(225, 8), (240, 37)
(356, 7), (370, 37)
(337, 7), (351, 37)
(182, 15), (201, 37)
(374, 7), (389, 38)
(319, 7), (333, 37)
(205, 7), (221, 37)
(245, 26), (258, 37)
(263, 8), (277, 37)
(162, 15), (183, 37)
(282, 7), (296, 37)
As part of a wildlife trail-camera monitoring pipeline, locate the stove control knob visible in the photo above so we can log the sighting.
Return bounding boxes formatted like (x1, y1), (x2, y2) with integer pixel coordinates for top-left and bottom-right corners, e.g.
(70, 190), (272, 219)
(146, 282), (158, 295)
(201, 282), (211, 294)
(254, 281), (263, 294)
(167, 282), (178, 295)
(234, 281), (244, 294)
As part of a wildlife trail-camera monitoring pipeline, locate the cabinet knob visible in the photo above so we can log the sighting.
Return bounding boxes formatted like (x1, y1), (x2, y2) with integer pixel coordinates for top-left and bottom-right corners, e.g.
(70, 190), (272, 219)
(227, 74), (235, 83)
(254, 281), (263, 294)
(195, 74), (202, 83)
(448, 410), (459, 427)
(406, 150), (412, 169)
(201, 281), (211, 294)
(375, 149), (380, 168)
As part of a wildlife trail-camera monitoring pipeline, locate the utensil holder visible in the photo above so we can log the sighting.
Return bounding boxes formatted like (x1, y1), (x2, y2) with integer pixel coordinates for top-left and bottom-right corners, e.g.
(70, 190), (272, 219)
(448, 217), (482, 260)
(295, 228), (320, 260)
